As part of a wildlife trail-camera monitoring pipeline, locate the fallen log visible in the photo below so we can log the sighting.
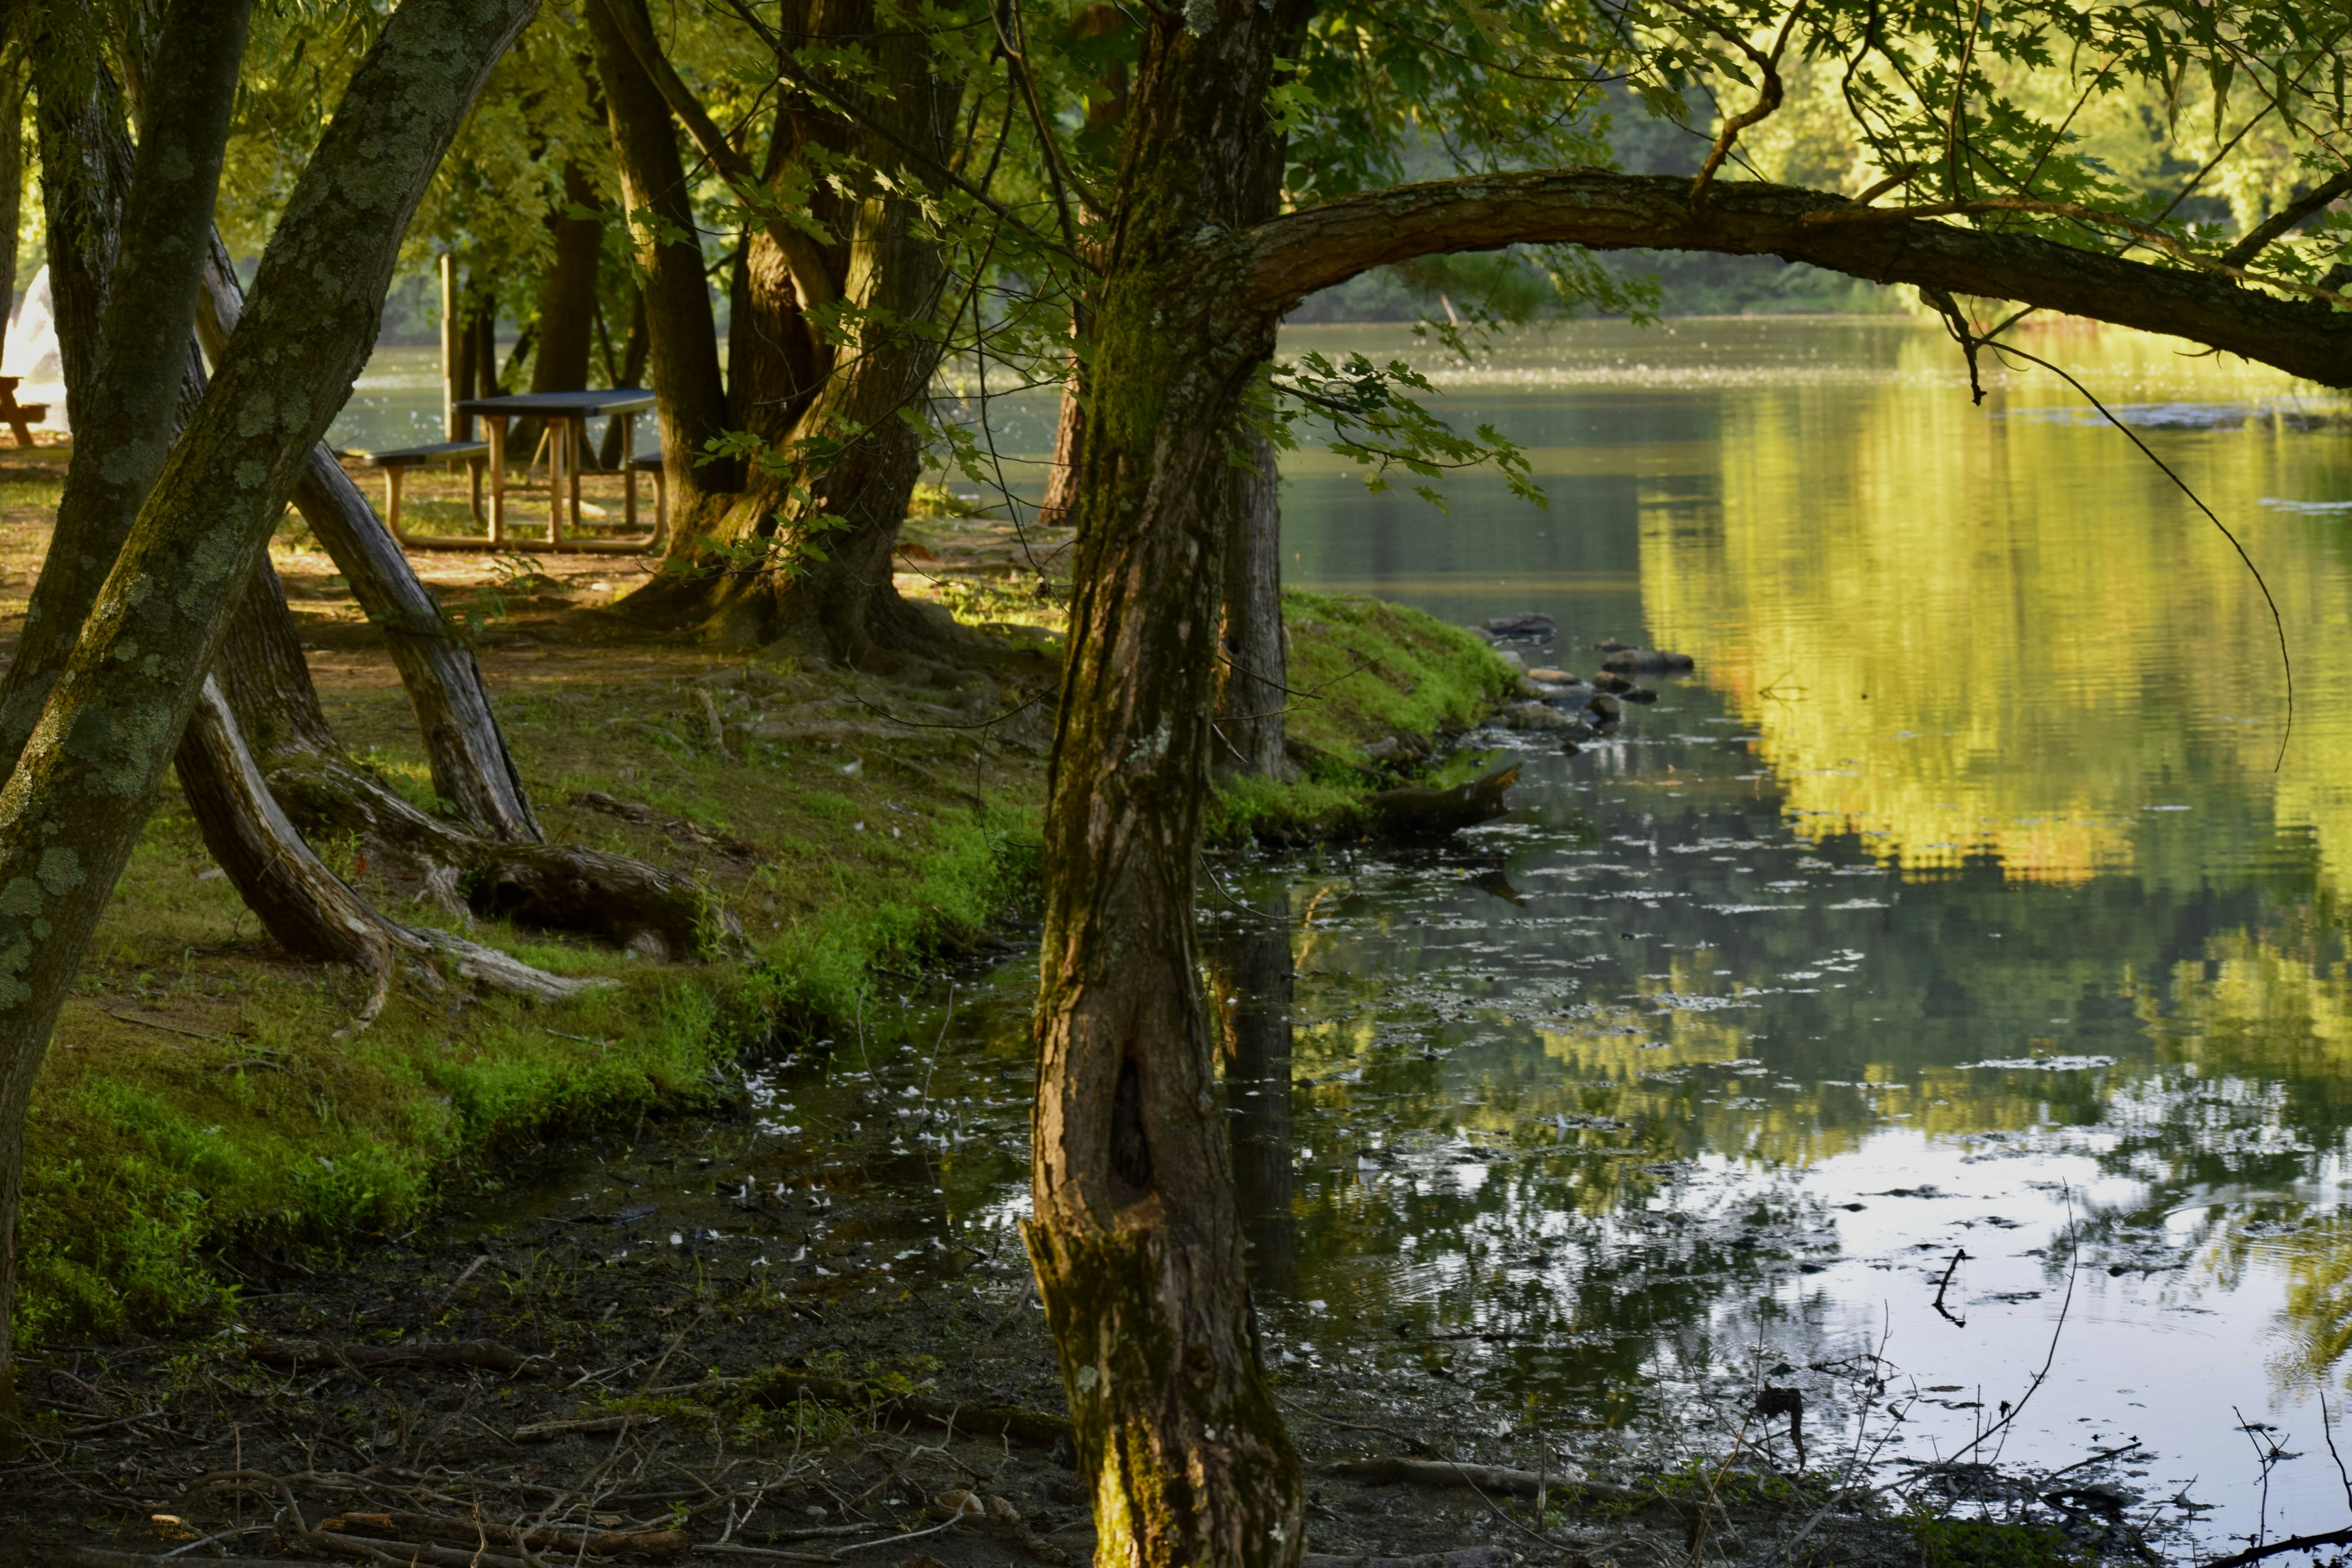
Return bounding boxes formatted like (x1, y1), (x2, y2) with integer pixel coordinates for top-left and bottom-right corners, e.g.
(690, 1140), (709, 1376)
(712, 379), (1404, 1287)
(1331, 1456), (1641, 1503)
(240, 1337), (545, 1377)
(742, 1367), (1072, 1446)
(1360, 764), (1519, 839)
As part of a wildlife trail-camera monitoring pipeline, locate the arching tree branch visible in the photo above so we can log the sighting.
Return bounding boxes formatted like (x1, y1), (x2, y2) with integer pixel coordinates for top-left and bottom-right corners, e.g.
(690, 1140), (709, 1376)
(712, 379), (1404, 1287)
(1237, 170), (2352, 387)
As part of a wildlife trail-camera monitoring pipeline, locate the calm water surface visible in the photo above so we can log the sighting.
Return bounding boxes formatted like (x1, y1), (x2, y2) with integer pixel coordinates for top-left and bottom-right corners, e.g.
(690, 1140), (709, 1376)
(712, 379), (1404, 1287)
(396, 316), (2352, 1552)
(941, 317), (2352, 1551)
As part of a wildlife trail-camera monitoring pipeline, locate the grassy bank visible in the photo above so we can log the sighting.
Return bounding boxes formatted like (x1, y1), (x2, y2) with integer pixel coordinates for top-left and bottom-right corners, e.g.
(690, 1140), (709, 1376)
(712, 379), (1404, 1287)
(7, 465), (1510, 1351)
(1211, 589), (1517, 842)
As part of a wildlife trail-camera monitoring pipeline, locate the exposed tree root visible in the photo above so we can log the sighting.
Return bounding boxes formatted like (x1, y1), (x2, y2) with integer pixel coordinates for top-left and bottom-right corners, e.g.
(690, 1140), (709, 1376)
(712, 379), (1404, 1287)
(177, 675), (610, 1022)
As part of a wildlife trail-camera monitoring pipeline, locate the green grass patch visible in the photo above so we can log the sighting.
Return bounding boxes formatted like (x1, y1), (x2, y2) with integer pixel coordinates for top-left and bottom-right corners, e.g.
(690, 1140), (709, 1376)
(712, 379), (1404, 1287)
(1208, 590), (1515, 842)
(15, 638), (1047, 1350)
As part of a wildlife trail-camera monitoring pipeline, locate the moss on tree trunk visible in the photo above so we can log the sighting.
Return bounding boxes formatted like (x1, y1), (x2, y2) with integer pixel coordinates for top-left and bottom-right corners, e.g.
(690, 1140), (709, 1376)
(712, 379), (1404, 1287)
(0, 0), (540, 1429)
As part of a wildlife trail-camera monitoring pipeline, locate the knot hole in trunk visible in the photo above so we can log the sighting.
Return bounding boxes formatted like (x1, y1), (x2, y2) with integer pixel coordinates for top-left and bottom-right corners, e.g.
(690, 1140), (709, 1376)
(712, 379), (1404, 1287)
(1110, 1054), (1153, 1190)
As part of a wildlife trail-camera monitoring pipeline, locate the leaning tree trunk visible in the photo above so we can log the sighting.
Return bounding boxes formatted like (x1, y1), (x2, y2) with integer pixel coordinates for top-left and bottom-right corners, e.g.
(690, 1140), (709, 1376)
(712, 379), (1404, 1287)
(0, 0), (244, 770)
(208, 545), (730, 960)
(1024, 3), (1309, 1566)
(194, 231), (542, 840)
(0, 0), (540, 1423)
(179, 559), (617, 1015)
(585, 0), (736, 511)
(1213, 423), (1288, 779)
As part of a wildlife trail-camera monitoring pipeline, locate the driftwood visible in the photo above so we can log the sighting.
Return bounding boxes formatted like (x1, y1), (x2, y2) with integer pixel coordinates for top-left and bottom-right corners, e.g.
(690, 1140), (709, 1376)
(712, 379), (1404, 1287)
(240, 1337), (545, 1377)
(744, 1368), (1072, 1446)
(330, 1510), (690, 1562)
(1332, 1456), (1640, 1503)
(1359, 765), (1519, 839)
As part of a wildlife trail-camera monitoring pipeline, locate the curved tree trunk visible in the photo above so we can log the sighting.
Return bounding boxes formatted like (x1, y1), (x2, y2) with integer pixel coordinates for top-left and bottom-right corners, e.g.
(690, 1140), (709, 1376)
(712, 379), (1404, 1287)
(209, 547), (732, 962)
(1213, 423), (1287, 779)
(195, 231), (543, 841)
(179, 644), (615, 1015)
(0, 0), (539, 1424)
(585, 0), (736, 511)
(1024, 4), (1309, 1567)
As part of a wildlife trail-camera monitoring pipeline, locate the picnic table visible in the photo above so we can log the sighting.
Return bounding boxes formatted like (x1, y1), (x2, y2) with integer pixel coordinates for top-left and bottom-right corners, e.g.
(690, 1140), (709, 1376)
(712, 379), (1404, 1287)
(454, 389), (659, 553)
(0, 376), (48, 447)
(340, 438), (489, 546)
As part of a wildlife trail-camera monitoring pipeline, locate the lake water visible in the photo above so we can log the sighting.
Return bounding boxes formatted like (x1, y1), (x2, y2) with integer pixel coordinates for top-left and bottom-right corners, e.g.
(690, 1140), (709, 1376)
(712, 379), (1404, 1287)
(920, 316), (2352, 1554)
(368, 314), (2352, 1553)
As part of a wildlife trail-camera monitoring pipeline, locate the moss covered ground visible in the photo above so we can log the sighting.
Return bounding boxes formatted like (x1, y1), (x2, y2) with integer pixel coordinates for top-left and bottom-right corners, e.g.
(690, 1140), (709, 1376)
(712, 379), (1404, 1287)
(1, 450), (1509, 1353)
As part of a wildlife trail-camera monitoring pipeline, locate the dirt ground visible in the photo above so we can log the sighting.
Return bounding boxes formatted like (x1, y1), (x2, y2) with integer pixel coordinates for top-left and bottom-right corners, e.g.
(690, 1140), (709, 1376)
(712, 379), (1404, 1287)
(0, 450), (2021, 1567)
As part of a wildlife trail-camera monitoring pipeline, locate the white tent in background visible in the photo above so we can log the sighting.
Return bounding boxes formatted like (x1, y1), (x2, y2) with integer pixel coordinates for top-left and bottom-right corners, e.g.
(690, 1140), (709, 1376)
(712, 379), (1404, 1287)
(3, 266), (64, 432)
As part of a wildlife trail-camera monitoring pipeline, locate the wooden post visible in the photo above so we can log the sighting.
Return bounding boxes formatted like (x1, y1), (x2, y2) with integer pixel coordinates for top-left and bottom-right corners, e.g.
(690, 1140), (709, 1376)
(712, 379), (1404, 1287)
(440, 254), (463, 440)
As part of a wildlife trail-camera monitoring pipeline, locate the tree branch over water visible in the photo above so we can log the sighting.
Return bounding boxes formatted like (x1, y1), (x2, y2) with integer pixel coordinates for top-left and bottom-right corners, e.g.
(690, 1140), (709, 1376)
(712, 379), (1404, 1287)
(1237, 171), (2352, 388)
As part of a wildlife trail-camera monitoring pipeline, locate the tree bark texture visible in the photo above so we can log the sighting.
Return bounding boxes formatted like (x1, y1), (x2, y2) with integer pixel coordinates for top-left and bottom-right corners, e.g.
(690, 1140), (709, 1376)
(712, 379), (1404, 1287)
(587, 0), (837, 334)
(0, 0), (540, 1412)
(1, 0), (250, 769)
(1213, 424), (1286, 780)
(1025, 4), (1309, 1568)
(195, 230), (543, 842)
(1237, 171), (2352, 388)
(28, 0), (131, 436)
(615, 0), (957, 662)
(174, 661), (609, 1008)
(585, 0), (736, 507)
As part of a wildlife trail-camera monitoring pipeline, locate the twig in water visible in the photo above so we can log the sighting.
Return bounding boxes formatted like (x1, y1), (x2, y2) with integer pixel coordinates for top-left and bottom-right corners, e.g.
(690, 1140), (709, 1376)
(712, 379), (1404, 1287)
(1931, 1248), (1970, 1326)
(2325, 1393), (2352, 1513)
(1942, 1191), (2077, 1466)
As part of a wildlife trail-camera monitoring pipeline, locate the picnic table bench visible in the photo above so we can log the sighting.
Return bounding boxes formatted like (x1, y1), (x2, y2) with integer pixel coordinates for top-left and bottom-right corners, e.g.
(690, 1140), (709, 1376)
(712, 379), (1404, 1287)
(338, 439), (489, 547)
(0, 376), (48, 447)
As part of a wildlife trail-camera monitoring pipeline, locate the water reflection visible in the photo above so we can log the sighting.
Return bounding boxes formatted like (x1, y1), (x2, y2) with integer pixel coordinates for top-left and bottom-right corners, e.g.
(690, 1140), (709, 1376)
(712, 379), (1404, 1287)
(1211, 917), (1298, 1295)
